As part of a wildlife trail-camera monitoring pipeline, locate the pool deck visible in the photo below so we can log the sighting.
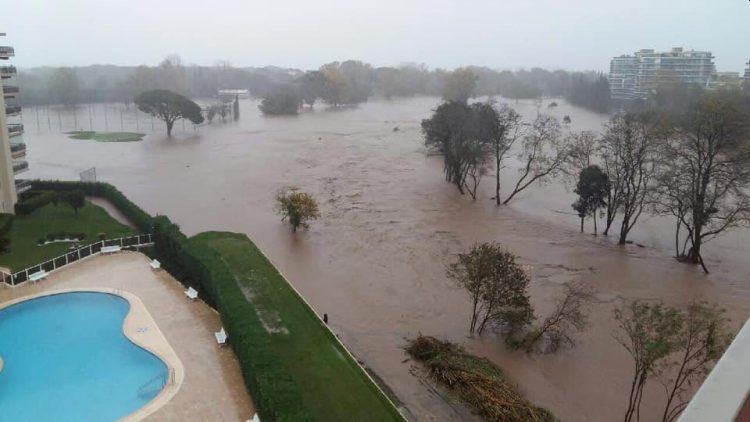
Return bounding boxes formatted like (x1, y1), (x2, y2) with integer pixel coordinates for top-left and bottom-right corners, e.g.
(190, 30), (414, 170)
(0, 251), (255, 421)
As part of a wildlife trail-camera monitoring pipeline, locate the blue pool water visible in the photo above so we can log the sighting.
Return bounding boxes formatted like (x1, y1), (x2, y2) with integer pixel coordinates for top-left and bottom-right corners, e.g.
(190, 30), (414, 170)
(0, 292), (168, 421)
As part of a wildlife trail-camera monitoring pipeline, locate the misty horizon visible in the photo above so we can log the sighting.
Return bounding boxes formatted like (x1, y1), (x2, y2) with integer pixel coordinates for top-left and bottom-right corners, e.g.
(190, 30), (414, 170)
(4, 0), (749, 72)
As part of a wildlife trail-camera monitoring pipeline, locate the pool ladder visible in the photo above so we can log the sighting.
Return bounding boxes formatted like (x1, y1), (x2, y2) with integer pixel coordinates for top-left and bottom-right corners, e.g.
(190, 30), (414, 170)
(137, 368), (175, 398)
(137, 373), (168, 398)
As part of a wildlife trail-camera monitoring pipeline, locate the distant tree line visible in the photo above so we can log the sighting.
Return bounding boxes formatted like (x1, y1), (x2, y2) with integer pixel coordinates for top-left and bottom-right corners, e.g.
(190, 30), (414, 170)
(17, 57), (612, 113)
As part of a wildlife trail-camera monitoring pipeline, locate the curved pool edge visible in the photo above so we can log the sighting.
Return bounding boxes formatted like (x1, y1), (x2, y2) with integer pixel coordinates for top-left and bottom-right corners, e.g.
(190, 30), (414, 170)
(0, 288), (185, 421)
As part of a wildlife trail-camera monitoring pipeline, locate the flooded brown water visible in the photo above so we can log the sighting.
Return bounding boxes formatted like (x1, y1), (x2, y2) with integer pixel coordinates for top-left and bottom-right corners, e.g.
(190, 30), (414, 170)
(22, 97), (750, 421)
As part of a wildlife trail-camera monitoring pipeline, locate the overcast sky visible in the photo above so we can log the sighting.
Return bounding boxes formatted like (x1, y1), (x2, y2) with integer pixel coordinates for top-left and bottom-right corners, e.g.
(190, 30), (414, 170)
(4, 0), (749, 72)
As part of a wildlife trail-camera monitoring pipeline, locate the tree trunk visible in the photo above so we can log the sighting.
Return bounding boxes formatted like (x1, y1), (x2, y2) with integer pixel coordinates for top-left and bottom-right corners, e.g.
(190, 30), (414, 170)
(166, 120), (174, 137)
(619, 214), (631, 245)
(580, 217), (584, 233)
(495, 142), (501, 206)
(593, 214), (598, 235)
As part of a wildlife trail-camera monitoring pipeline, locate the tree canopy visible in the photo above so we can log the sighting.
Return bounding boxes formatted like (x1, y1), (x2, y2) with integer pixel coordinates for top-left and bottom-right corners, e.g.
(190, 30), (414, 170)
(134, 89), (204, 136)
(572, 165), (610, 234)
(259, 84), (301, 115)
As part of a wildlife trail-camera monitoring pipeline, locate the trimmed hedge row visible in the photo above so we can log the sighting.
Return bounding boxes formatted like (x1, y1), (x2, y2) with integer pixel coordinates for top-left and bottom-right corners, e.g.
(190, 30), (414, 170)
(15, 191), (58, 215)
(30, 180), (153, 231)
(0, 213), (13, 237)
(153, 217), (312, 421)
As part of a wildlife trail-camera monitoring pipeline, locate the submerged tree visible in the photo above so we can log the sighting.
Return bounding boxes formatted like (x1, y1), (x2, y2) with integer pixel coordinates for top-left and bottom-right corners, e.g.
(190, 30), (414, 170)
(600, 111), (664, 243)
(421, 101), (495, 199)
(657, 302), (732, 422)
(490, 105), (524, 205)
(521, 281), (594, 353)
(259, 84), (301, 115)
(275, 187), (321, 232)
(615, 301), (683, 422)
(447, 242), (533, 336)
(502, 114), (570, 204)
(656, 91), (750, 272)
(320, 64), (352, 106)
(572, 165), (610, 234)
(134, 89), (204, 136)
(298, 70), (326, 108)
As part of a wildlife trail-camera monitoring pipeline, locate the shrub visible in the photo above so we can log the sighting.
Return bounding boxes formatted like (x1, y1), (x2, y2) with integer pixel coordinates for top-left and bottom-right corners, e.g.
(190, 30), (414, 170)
(406, 335), (555, 421)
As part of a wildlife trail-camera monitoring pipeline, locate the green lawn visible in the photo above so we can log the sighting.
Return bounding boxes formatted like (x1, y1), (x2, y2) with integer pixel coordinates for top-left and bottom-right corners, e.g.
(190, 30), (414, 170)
(190, 232), (403, 422)
(67, 131), (145, 142)
(0, 201), (134, 271)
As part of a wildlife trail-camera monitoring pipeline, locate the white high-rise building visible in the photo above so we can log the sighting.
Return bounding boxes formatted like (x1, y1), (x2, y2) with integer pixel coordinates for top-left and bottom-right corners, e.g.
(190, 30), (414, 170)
(0, 33), (28, 214)
(609, 47), (716, 101)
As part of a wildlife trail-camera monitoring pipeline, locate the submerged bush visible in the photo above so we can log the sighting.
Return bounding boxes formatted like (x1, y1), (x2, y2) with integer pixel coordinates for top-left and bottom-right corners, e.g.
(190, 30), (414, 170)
(406, 335), (555, 421)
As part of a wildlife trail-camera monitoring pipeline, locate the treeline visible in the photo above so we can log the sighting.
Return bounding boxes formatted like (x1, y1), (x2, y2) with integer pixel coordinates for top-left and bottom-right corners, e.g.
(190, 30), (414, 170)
(16, 56), (610, 113)
(422, 87), (750, 273)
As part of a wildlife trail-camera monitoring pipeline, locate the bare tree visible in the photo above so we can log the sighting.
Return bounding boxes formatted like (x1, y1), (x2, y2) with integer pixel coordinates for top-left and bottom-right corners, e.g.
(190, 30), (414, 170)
(657, 91), (750, 273)
(614, 301), (682, 422)
(565, 131), (600, 179)
(492, 105), (524, 205)
(657, 302), (732, 422)
(502, 114), (570, 204)
(600, 111), (664, 244)
(522, 281), (595, 353)
(447, 242), (533, 336)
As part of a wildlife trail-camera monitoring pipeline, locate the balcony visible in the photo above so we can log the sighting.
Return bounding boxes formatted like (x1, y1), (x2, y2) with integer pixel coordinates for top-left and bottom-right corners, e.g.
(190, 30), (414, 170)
(10, 141), (26, 159)
(14, 179), (31, 194)
(7, 123), (23, 137)
(5, 105), (20, 116)
(0, 65), (15, 79)
(0, 46), (14, 59)
(3, 84), (19, 98)
(12, 160), (28, 175)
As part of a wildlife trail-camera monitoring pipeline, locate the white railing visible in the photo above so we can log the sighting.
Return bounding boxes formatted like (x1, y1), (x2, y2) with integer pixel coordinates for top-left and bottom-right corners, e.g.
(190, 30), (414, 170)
(1, 234), (153, 287)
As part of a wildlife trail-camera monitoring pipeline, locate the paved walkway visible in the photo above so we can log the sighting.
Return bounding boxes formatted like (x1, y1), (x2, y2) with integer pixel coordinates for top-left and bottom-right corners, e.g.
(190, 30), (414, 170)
(0, 251), (255, 421)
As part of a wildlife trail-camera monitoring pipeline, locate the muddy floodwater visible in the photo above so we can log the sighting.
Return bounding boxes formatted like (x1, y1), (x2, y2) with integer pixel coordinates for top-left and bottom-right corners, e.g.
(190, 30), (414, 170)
(22, 97), (750, 421)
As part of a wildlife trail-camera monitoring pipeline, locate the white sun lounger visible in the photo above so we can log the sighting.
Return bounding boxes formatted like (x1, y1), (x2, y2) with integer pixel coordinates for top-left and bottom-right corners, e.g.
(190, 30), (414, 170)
(100, 245), (121, 254)
(29, 270), (48, 283)
(184, 286), (198, 300)
(215, 328), (228, 345)
(149, 259), (161, 270)
(247, 414), (261, 422)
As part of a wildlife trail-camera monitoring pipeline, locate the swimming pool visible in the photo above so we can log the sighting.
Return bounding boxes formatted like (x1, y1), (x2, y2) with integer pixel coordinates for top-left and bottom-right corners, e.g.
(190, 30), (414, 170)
(0, 292), (168, 421)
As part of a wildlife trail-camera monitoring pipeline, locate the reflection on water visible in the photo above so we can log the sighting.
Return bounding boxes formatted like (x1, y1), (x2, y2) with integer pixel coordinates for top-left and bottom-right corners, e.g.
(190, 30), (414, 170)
(22, 97), (750, 421)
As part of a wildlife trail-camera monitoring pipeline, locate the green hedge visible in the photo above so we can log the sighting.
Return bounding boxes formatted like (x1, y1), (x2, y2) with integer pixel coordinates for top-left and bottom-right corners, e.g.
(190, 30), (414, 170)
(14, 191), (58, 215)
(153, 217), (312, 421)
(0, 213), (13, 236)
(30, 180), (153, 231)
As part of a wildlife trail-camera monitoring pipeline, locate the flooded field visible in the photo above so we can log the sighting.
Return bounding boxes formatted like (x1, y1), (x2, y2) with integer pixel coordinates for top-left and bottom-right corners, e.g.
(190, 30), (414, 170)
(21, 97), (750, 421)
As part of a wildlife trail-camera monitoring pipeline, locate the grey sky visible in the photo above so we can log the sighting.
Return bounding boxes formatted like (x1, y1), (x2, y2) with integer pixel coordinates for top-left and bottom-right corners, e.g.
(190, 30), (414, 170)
(4, 0), (749, 72)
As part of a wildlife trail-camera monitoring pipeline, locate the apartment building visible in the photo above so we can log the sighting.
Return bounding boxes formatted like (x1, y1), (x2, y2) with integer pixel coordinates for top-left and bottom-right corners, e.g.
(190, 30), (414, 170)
(0, 33), (28, 214)
(609, 47), (716, 101)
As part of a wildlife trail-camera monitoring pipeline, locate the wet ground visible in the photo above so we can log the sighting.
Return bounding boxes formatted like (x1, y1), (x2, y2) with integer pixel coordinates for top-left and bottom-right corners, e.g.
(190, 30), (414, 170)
(21, 97), (750, 421)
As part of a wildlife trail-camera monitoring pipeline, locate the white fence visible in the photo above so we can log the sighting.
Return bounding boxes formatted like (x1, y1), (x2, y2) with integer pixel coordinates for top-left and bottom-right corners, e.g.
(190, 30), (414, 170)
(1, 234), (153, 286)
